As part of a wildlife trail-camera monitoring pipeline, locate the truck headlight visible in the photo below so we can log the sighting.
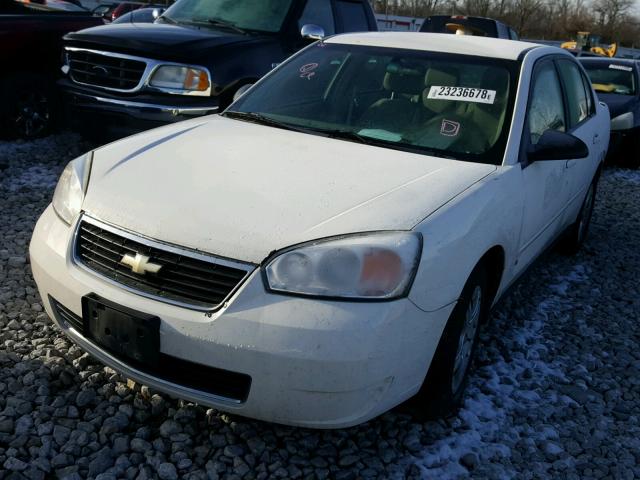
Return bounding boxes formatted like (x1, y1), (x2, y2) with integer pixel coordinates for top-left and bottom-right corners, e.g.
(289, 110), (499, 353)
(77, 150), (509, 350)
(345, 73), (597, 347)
(149, 65), (210, 95)
(611, 112), (634, 131)
(52, 152), (93, 225)
(264, 232), (422, 300)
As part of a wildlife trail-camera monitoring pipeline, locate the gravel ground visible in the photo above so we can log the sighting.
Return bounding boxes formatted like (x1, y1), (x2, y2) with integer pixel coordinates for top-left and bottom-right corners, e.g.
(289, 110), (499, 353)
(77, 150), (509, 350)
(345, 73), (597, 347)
(1, 134), (639, 480)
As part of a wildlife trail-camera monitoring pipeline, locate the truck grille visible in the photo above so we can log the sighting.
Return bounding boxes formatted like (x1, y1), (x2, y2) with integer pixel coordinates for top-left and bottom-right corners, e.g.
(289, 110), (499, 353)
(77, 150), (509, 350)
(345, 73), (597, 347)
(74, 218), (253, 310)
(67, 49), (147, 91)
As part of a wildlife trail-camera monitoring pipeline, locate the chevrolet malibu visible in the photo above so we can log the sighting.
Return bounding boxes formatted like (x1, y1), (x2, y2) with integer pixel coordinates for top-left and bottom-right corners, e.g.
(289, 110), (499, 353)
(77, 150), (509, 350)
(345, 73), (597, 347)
(30, 33), (609, 428)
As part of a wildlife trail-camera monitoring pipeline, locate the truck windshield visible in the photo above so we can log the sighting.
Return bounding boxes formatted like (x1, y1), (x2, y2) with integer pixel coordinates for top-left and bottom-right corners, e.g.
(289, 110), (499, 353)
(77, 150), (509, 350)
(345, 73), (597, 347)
(229, 43), (518, 165)
(582, 63), (637, 96)
(162, 0), (293, 33)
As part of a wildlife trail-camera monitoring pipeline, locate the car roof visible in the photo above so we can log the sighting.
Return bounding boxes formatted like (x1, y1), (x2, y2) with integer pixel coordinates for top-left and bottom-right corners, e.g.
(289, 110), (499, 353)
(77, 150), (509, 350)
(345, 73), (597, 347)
(326, 32), (543, 61)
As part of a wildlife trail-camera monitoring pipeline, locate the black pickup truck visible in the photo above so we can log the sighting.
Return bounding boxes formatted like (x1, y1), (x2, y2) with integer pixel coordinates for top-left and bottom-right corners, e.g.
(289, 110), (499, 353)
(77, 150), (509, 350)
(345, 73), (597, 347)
(59, 0), (377, 138)
(0, 0), (102, 138)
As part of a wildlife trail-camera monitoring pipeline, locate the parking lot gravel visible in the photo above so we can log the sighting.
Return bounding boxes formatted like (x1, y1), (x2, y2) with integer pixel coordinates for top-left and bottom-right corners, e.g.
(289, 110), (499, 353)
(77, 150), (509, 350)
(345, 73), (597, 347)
(1, 134), (639, 480)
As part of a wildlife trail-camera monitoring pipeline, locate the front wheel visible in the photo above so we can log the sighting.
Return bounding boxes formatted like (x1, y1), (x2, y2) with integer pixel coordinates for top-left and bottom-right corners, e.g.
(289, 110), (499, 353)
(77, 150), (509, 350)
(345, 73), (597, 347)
(410, 266), (488, 419)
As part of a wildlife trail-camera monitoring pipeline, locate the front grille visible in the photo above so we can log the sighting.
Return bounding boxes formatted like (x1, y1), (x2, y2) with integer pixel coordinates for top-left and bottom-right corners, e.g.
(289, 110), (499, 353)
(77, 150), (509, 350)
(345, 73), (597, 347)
(75, 218), (252, 310)
(67, 49), (147, 91)
(50, 297), (83, 331)
(49, 297), (252, 402)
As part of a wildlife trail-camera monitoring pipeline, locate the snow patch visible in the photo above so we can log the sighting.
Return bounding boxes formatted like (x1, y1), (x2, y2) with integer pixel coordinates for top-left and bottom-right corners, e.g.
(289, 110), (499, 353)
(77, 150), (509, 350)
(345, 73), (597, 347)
(414, 264), (589, 478)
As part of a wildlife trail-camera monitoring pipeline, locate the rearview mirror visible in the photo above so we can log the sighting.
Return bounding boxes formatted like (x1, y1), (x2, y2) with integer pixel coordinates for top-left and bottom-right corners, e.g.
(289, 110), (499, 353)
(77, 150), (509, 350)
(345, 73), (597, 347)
(527, 130), (589, 163)
(301, 24), (325, 41)
(233, 84), (254, 103)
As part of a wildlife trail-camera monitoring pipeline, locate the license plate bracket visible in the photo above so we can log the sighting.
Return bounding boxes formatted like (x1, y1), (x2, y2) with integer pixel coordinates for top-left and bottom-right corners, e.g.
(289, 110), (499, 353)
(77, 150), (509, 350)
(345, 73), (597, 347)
(82, 294), (160, 366)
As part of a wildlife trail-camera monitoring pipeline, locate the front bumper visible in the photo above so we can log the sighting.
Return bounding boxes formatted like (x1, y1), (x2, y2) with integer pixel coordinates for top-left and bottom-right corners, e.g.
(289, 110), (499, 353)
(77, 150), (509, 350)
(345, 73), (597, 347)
(59, 79), (220, 136)
(30, 206), (453, 428)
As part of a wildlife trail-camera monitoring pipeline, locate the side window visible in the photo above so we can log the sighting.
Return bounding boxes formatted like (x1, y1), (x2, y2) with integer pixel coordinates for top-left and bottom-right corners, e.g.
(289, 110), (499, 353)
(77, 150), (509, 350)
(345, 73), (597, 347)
(557, 60), (589, 127)
(509, 29), (519, 40)
(335, 0), (370, 33)
(527, 61), (566, 145)
(299, 0), (335, 35)
(580, 70), (595, 115)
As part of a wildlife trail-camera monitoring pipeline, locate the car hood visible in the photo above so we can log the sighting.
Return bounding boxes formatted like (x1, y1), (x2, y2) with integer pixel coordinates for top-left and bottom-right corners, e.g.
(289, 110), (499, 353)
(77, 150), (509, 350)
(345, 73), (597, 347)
(597, 93), (638, 119)
(64, 23), (265, 61)
(83, 116), (496, 263)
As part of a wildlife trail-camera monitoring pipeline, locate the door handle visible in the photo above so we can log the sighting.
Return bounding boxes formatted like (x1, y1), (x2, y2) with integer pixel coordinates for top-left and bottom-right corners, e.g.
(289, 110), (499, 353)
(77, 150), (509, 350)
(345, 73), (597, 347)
(566, 159), (577, 169)
(593, 133), (600, 145)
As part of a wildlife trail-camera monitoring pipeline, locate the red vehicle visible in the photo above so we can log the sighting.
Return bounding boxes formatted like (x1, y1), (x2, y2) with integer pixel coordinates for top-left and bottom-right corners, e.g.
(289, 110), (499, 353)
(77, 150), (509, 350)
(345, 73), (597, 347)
(0, 0), (103, 138)
(109, 1), (165, 22)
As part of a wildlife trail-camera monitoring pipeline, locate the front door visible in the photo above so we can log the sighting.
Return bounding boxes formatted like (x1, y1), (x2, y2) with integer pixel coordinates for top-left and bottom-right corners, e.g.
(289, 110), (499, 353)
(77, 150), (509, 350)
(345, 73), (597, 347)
(517, 59), (571, 269)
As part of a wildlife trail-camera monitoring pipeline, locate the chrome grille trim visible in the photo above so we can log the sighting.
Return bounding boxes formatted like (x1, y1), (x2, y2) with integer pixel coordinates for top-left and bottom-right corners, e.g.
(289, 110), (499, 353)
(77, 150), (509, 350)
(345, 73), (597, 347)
(64, 47), (212, 96)
(72, 215), (256, 312)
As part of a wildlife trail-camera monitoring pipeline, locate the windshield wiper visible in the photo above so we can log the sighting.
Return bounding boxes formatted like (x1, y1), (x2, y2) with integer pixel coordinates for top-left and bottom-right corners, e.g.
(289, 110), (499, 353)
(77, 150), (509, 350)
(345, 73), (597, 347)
(224, 111), (315, 134)
(158, 15), (177, 24)
(311, 128), (460, 159)
(193, 17), (246, 34)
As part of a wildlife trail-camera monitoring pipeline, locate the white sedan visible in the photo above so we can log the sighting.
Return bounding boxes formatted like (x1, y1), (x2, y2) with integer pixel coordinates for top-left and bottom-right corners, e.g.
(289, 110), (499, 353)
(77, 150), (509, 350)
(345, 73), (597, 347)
(30, 32), (609, 428)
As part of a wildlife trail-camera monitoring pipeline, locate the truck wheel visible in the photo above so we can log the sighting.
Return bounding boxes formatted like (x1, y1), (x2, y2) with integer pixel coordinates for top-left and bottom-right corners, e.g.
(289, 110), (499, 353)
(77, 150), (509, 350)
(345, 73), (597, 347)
(0, 73), (56, 139)
(561, 174), (598, 255)
(411, 265), (488, 419)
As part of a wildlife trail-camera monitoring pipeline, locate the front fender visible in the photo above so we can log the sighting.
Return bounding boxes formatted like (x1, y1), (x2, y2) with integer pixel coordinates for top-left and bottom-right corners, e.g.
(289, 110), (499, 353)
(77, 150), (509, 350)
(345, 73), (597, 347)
(409, 166), (523, 312)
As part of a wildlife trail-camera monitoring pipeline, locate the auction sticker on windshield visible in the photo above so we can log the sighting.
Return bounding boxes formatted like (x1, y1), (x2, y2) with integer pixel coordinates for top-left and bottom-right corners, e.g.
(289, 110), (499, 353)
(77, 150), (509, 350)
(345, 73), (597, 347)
(427, 86), (496, 104)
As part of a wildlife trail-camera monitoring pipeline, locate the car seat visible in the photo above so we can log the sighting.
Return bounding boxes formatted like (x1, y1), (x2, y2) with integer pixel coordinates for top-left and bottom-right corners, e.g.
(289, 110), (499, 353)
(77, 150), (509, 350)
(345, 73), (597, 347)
(357, 62), (425, 133)
(412, 66), (488, 154)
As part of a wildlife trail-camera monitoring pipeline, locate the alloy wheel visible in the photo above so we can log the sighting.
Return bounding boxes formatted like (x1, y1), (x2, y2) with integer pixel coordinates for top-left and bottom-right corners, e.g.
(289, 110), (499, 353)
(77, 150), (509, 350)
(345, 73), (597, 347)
(452, 285), (482, 393)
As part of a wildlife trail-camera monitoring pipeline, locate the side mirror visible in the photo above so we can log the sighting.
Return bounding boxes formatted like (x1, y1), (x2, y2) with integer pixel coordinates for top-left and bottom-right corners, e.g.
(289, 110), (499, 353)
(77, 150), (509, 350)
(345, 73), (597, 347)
(152, 8), (163, 19)
(301, 24), (325, 41)
(233, 84), (254, 103)
(527, 130), (589, 162)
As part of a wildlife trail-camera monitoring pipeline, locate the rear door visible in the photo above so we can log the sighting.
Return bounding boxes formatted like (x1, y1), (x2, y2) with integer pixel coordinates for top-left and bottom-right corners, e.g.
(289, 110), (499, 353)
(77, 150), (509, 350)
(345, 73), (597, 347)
(555, 58), (602, 217)
(517, 58), (572, 268)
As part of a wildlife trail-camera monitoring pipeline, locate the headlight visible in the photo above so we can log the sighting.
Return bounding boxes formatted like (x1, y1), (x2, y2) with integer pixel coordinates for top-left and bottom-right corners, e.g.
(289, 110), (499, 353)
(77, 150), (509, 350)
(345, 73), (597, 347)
(611, 112), (634, 131)
(264, 232), (422, 300)
(149, 65), (210, 94)
(52, 152), (93, 225)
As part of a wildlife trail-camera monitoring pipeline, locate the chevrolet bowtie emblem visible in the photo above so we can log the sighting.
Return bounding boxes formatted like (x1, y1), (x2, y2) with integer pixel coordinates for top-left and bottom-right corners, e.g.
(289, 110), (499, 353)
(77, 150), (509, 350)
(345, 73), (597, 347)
(120, 253), (162, 275)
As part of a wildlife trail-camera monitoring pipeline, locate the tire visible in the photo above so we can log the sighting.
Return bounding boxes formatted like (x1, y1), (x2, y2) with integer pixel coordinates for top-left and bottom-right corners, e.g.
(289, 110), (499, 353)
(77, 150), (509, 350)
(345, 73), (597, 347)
(560, 174), (598, 255)
(409, 265), (489, 419)
(0, 73), (56, 139)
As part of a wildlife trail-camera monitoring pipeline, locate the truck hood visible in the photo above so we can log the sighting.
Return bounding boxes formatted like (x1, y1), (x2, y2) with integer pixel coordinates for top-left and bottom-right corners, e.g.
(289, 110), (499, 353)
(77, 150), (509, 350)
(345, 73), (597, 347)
(83, 116), (496, 263)
(597, 93), (638, 120)
(64, 23), (266, 61)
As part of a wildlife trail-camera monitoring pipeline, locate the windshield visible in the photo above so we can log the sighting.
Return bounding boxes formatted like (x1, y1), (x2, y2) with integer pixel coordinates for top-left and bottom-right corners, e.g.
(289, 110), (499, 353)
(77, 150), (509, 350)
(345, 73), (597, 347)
(583, 63), (637, 95)
(162, 0), (293, 33)
(229, 43), (517, 164)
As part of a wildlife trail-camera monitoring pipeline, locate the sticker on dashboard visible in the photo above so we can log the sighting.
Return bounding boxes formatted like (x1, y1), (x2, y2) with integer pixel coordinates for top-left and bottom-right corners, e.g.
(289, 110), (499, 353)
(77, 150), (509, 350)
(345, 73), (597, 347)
(427, 86), (497, 104)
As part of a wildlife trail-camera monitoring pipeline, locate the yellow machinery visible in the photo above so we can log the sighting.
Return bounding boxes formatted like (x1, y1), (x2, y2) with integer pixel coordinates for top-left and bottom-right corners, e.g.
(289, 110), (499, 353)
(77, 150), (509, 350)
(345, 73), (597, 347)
(561, 32), (618, 57)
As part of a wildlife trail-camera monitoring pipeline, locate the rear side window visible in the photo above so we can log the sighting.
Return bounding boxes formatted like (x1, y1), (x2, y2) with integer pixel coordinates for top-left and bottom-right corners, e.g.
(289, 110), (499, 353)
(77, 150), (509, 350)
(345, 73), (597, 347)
(335, 0), (370, 32)
(557, 59), (589, 127)
(580, 70), (595, 115)
(299, 0), (335, 35)
(527, 61), (566, 145)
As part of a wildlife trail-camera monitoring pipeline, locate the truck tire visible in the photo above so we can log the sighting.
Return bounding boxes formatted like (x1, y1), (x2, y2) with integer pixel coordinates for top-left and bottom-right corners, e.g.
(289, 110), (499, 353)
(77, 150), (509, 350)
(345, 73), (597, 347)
(0, 73), (56, 139)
